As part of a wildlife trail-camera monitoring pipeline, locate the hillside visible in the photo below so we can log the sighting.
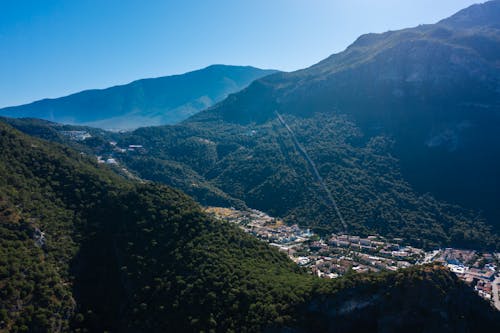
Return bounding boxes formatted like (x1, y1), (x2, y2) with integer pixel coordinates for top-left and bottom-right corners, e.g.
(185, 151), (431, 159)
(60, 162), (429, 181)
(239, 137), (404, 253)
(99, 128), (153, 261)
(89, 1), (500, 250)
(0, 121), (499, 332)
(0, 121), (305, 331)
(187, 0), (500, 230)
(115, 113), (498, 250)
(0, 65), (277, 130)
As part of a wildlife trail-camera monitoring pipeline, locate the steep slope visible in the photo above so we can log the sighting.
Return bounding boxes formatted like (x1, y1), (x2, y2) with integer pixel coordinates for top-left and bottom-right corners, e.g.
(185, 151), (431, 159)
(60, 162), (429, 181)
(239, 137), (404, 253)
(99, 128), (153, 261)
(97, 1), (500, 249)
(118, 113), (498, 250)
(0, 65), (277, 129)
(0, 121), (307, 331)
(188, 0), (500, 231)
(4, 2), (499, 249)
(1, 122), (499, 332)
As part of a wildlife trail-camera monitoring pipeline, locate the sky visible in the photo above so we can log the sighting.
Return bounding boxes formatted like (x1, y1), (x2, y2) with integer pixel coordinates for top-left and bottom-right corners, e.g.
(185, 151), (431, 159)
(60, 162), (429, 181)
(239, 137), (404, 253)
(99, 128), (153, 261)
(0, 0), (483, 108)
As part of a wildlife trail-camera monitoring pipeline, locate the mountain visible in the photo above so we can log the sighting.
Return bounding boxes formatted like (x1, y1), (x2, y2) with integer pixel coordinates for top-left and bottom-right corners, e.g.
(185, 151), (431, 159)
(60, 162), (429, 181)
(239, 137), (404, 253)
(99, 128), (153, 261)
(4, 1), (500, 249)
(62, 1), (497, 250)
(188, 0), (500, 231)
(4, 2), (500, 250)
(197, 0), (500, 128)
(0, 65), (277, 130)
(0, 120), (305, 331)
(1, 121), (499, 332)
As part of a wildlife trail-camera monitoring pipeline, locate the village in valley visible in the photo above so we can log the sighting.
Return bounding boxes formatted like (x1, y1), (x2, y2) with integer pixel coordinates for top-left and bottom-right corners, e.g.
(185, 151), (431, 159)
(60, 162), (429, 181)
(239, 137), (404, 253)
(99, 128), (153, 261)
(62, 131), (500, 312)
(205, 206), (500, 311)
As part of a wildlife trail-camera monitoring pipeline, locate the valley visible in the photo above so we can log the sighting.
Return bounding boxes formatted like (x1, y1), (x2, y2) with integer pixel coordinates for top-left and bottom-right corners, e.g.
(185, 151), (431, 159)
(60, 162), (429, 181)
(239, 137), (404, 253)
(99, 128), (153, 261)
(206, 206), (500, 310)
(1, 1), (500, 331)
(43, 111), (499, 250)
(3, 121), (498, 331)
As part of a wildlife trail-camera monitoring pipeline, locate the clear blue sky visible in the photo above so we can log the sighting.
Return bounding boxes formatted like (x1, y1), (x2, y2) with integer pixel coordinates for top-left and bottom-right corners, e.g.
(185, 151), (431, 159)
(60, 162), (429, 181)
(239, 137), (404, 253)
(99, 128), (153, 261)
(0, 0), (482, 107)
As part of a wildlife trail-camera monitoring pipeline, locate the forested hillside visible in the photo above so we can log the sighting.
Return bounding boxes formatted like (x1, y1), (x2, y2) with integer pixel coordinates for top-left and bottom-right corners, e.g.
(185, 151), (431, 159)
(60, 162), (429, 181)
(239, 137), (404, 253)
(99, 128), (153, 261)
(186, 0), (500, 234)
(0, 121), (307, 331)
(1, 120), (499, 332)
(113, 112), (497, 250)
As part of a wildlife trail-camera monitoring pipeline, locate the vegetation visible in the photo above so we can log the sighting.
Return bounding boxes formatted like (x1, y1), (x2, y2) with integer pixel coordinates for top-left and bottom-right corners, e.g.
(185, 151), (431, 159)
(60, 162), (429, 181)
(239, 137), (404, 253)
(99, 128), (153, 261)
(112, 112), (499, 250)
(1, 2), (500, 331)
(0, 121), (310, 331)
(1, 120), (498, 332)
(4, 110), (499, 251)
(3, 2), (500, 251)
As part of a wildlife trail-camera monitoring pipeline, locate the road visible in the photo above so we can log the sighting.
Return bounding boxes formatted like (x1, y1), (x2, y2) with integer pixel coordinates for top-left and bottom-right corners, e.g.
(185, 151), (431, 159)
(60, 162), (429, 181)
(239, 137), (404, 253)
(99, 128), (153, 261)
(492, 276), (500, 311)
(275, 111), (347, 231)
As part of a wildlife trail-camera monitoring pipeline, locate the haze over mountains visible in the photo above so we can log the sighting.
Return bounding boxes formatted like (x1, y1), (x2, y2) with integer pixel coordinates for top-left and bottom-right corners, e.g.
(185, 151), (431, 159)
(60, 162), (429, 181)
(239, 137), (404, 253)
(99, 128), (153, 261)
(0, 65), (276, 130)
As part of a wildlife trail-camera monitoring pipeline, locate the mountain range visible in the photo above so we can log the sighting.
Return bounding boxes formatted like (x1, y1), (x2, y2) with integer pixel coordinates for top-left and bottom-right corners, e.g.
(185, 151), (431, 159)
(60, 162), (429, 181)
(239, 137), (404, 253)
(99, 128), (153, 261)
(0, 65), (276, 130)
(1, 2), (500, 330)
(103, 0), (500, 249)
(0, 0), (500, 333)
(4, 1), (500, 251)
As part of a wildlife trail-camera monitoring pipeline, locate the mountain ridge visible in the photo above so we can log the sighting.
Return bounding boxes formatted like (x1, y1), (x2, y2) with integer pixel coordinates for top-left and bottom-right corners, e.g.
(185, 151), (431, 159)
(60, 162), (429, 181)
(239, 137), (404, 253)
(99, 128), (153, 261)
(177, 0), (500, 237)
(3, 1), (500, 249)
(0, 65), (277, 130)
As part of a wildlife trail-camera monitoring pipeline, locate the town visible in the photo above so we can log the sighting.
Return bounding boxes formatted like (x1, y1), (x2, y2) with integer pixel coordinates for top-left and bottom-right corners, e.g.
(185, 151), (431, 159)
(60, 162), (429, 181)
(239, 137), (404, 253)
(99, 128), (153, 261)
(205, 206), (500, 311)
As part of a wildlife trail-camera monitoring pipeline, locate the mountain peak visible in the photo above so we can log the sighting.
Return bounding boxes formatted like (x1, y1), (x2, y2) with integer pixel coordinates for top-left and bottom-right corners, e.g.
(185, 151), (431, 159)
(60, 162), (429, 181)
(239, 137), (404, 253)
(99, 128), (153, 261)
(438, 0), (500, 29)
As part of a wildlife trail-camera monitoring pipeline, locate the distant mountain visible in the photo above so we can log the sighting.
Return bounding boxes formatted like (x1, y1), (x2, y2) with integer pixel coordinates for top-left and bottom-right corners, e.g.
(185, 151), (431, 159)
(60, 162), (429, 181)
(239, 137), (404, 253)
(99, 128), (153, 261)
(0, 65), (277, 130)
(1, 120), (499, 332)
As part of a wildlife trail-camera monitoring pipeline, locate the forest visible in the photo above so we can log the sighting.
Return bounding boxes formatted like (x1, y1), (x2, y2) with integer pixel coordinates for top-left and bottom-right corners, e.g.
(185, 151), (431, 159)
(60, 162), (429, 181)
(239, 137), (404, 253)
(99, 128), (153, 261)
(1, 120), (499, 332)
(115, 112), (499, 250)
